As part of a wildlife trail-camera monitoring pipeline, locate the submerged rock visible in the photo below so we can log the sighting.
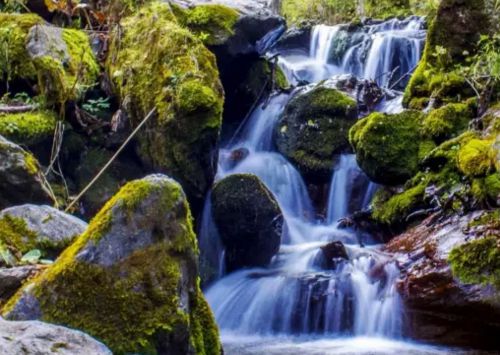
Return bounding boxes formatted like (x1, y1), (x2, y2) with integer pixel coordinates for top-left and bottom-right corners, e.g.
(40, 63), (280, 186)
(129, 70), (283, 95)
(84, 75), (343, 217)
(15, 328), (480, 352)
(211, 174), (283, 271)
(386, 211), (500, 349)
(107, 3), (224, 212)
(275, 85), (358, 183)
(0, 317), (112, 355)
(0, 204), (87, 261)
(315, 241), (349, 270)
(3, 175), (221, 355)
(0, 135), (52, 210)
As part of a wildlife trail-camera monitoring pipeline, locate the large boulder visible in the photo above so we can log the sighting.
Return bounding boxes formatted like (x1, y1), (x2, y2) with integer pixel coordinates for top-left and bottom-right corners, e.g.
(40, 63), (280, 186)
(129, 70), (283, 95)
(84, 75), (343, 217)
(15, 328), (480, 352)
(107, 2), (224, 212)
(2, 175), (221, 355)
(211, 174), (283, 272)
(386, 211), (500, 348)
(349, 110), (429, 186)
(275, 85), (357, 182)
(0, 135), (52, 210)
(0, 317), (111, 355)
(0, 204), (87, 264)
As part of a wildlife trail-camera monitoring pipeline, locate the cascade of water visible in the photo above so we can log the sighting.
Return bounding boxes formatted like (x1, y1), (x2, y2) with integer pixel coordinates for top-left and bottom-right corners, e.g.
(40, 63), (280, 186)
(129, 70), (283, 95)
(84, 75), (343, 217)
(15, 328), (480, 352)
(201, 15), (425, 343)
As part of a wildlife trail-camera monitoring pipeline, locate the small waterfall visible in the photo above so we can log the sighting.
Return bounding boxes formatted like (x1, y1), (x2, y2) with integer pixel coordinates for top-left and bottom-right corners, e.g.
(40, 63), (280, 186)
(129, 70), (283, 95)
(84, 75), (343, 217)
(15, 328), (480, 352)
(203, 15), (425, 346)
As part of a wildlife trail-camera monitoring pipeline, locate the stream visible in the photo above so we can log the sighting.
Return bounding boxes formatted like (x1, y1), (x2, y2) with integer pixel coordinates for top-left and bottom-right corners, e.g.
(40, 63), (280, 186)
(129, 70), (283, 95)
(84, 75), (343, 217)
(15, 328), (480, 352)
(199, 16), (486, 354)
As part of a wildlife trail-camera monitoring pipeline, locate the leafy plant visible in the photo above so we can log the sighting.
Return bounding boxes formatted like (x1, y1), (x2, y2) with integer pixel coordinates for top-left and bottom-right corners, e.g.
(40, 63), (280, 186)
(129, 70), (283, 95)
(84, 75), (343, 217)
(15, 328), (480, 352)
(82, 97), (111, 115)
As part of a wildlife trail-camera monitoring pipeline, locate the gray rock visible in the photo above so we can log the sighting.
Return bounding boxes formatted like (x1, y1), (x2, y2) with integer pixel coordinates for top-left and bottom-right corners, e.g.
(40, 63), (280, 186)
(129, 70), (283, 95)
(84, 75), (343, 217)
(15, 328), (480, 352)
(0, 135), (52, 210)
(0, 266), (40, 302)
(0, 205), (87, 255)
(171, 0), (277, 16)
(0, 317), (112, 355)
(26, 25), (70, 64)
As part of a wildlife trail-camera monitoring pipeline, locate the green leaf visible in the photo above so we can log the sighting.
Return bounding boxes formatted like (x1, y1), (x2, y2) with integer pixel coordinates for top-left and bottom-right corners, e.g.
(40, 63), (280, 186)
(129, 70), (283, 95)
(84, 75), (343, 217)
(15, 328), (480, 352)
(21, 249), (42, 264)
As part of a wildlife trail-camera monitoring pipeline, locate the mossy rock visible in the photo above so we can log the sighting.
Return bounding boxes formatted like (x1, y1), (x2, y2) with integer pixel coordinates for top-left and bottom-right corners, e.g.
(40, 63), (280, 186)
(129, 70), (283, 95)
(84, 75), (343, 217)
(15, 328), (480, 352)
(403, 0), (490, 108)
(2, 175), (221, 355)
(0, 110), (57, 146)
(275, 86), (357, 181)
(349, 110), (428, 186)
(421, 103), (473, 143)
(457, 139), (496, 177)
(0, 135), (52, 210)
(107, 2), (224, 208)
(0, 204), (87, 265)
(211, 174), (283, 272)
(0, 15), (99, 106)
(172, 4), (240, 46)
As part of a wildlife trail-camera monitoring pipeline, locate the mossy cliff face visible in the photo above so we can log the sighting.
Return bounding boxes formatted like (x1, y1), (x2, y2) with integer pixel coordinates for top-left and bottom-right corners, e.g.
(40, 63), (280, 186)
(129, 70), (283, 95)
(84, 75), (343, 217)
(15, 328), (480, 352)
(349, 110), (427, 186)
(211, 174), (283, 272)
(2, 175), (221, 355)
(0, 135), (52, 209)
(276, 86), (357, 182)
(0, 110), (57, 146)
(107, 2), (224, 210)
(0, 14), (98, 106)
(403, 0), (490, 109)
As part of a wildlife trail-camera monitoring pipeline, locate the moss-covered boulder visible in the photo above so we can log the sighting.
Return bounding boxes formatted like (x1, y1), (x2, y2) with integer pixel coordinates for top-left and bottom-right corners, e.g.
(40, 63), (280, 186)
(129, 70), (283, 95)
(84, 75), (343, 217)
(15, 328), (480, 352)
(421, 103), (473, 143)
(275, 86), (357, 182)
(0, 204), (87, 265)
(457, 138), (496, 177)
(0, 15), (98, 106)
(403, 0), (490, 109)
(107, 2), (224, 210)
(0, 110), (57, 146)
(211, 174), (283, 272)
(0, 135), (52, 210)
(349, 110), (428, 186)
(2, 175), (221, 355)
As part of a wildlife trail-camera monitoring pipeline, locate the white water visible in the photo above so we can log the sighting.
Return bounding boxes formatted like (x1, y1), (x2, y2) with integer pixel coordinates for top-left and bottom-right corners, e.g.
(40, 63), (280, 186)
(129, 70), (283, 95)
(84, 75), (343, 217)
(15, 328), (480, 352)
(201, 15), (426, 350)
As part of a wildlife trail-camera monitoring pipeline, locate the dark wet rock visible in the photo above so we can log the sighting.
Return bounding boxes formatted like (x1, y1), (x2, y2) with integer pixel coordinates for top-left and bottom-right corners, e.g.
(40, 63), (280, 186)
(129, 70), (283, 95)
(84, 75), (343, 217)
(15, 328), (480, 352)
(226, 147), (250, 170)
(315, 241), (349, 270)
(275, 84), (358, 183)
(3, 175), (221, 355)
(0, 135), (52, 210)
(273, 26), (312, 52)
(0, 317), (112, 355)
(211, 174), (283, 272)
(386, 212), (500, 349)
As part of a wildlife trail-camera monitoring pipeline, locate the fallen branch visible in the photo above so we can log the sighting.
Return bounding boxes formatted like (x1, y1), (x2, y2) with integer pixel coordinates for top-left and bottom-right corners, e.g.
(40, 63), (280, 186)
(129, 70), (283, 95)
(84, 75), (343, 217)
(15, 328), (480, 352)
(0, 104), (38, 114)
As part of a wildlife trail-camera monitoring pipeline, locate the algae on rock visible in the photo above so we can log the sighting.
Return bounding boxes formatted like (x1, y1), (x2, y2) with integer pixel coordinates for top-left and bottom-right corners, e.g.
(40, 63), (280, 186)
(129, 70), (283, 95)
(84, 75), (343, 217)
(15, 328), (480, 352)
(2, 175), (221, 355)
(107, 2), (224, 209)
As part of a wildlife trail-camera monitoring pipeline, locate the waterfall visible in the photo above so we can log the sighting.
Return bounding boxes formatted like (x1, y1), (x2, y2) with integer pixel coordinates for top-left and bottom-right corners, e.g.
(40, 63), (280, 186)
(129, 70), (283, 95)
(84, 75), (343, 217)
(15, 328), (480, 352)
(201, 15), (426, 346)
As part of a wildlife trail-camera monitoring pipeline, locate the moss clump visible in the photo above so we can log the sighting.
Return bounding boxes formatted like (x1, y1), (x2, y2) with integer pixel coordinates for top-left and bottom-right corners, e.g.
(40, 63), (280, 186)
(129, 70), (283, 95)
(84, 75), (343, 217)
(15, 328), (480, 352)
(0, 110), (57, 146)
(275, 86), (357, 181)
(422, 103), (472, 143)
(349, 110), (426, 185)
(0, 215), (38, 259)
(449, 236), (500, 289)
(0, 13), (44, 82)
(3, 177), (221, 355)
(243, 59), (289, 104)
(372, 183), (426, 225)
(107, 2), (224, 204)
(457, 139), (495, 177)
(173, 4), (239, 46)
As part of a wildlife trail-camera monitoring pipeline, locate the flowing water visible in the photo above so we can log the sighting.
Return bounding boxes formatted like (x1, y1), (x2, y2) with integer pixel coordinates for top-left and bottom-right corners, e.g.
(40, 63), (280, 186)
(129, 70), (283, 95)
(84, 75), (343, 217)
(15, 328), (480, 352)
(199, 16), (443, 353)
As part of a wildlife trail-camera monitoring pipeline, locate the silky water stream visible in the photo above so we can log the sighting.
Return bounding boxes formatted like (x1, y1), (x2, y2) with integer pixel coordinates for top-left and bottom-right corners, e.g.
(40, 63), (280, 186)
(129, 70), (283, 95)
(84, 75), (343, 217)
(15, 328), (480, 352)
(198, 17), (478, 354)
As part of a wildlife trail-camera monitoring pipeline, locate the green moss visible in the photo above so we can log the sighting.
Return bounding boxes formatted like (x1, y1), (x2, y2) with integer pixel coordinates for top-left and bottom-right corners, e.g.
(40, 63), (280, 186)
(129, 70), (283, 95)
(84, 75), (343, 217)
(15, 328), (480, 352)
(372, 183), (426, 225)
(0, 110), (57, 145)
(349, 110), (425, 185)
(3, 178), (220, 354)
(0, 13), (43, 83)
(276, 87), (357, 180)
(174, 4), (239, 46)
(107, 2), (224, 202)
(0, 215), (38, 258)
(449, 236), (500, 288)
(457, 139), (495, 177)
(243, 59), (289, 103)
(422, 103), (472, 143)
(23, 151), (40, 175)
